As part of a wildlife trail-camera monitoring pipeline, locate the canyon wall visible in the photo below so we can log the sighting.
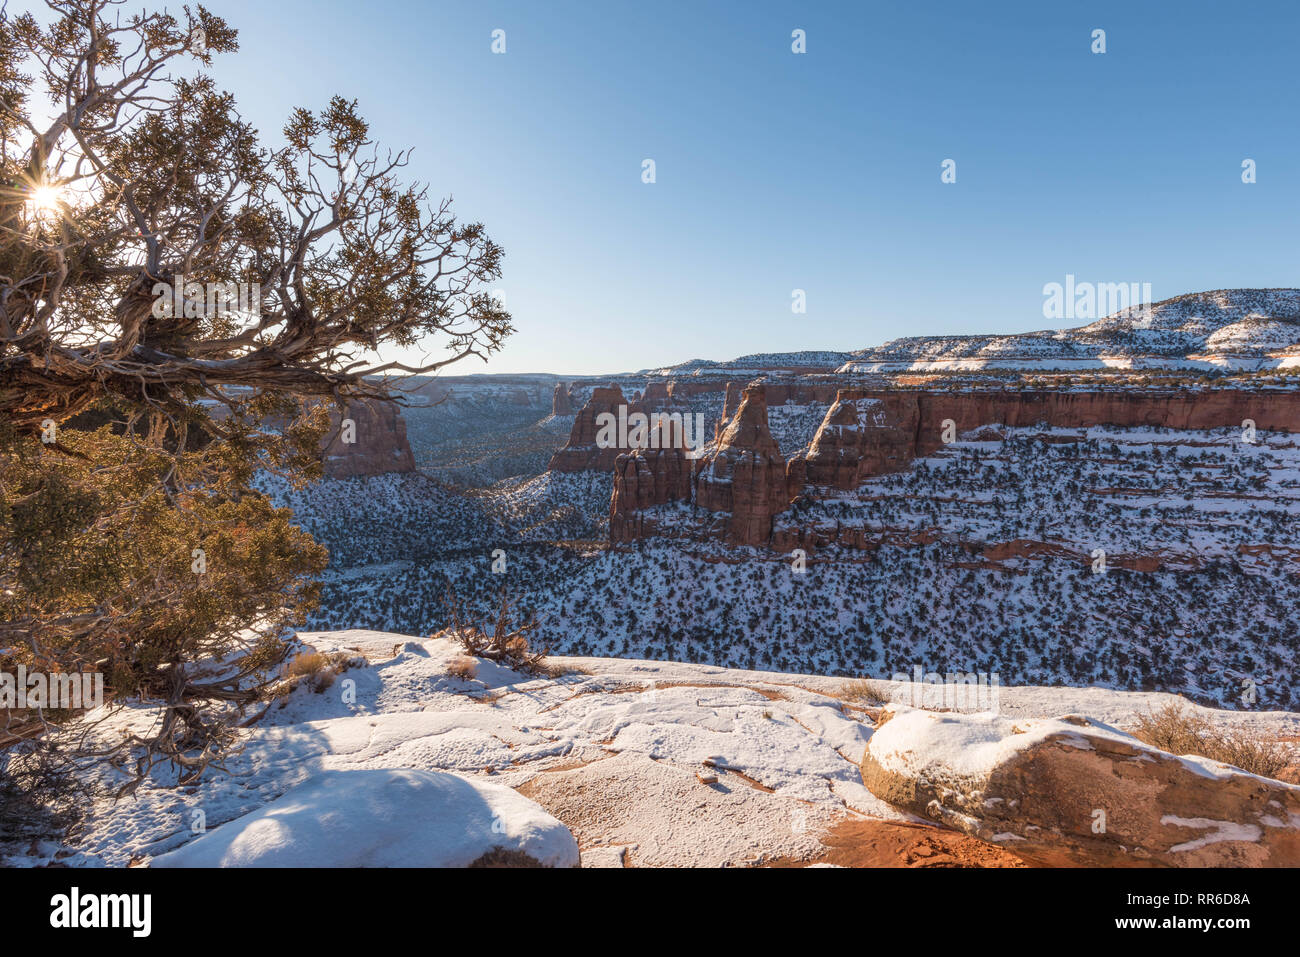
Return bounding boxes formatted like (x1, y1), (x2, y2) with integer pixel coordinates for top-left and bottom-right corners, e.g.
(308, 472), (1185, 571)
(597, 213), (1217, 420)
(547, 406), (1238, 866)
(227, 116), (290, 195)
(548, 385), (629, 472)
(609, 385), (798, 545)
(908, 389), (1300, 456)
(694, 386), (797, 545)
(608, 382), (1300, 548)
(609, 420), (695, 542)
(787, 386), (1300, 493)
(797, 390), (920, 490)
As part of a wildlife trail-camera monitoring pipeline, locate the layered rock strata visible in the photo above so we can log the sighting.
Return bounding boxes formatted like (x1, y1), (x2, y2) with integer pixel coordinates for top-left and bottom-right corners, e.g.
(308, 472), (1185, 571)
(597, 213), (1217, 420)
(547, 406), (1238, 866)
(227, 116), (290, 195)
(608, 383), (1300, 547)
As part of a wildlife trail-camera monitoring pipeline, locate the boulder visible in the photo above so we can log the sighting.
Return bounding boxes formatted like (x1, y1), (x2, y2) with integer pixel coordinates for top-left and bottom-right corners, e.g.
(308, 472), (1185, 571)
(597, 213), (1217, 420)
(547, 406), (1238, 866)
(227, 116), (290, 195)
(860, 707), (1300, 867)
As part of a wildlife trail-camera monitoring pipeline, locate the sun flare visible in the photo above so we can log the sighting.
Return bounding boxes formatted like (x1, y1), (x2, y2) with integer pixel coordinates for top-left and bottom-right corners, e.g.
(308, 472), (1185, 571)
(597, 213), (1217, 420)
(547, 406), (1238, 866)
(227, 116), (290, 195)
(27, 183), (65, 219)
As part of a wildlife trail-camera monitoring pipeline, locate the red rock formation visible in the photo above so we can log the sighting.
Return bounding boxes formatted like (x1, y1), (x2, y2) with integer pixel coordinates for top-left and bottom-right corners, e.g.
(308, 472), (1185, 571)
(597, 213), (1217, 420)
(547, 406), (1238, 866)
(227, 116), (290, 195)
(640, 381), (671, 406)
(321, 399), (416, 479)
(610, 385), (801, 546)
(551, 382), (575, 415)
(550, 382), (700, 473)
(798, 390), (920, 489)
(662, 380), (732, 400)
(694, 386), (795, 545)
(548, 385), (628, 472)
(611, 381), (1300, 550)
(609, 421), (695, 542)
(911, 389), (1300, 456)
(790, 387), (1300, 489)
(715, 382), (742, 442)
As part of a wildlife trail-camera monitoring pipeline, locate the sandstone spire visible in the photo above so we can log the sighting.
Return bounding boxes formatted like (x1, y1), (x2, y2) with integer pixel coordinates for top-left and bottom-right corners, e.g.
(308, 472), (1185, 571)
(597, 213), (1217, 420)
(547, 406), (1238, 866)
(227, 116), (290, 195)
(695, 385), (793, 545)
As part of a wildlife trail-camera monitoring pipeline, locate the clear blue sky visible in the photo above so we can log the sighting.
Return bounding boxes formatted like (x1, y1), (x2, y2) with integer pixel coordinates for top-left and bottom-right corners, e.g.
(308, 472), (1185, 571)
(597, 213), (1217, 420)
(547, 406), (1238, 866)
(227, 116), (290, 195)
(208, 0), (1299, 375)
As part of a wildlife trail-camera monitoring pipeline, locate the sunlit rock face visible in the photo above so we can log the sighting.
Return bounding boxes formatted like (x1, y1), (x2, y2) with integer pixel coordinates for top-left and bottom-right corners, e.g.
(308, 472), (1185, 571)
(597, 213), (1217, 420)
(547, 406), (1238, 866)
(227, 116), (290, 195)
(321, 399), (416, 479)
(548, 385), (628, 473)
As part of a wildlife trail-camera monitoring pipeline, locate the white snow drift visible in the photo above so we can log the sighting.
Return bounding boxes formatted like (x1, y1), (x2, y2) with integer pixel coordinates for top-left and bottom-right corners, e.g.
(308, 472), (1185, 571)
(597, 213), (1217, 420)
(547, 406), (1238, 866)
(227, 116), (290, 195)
(151, 767), (579, 868)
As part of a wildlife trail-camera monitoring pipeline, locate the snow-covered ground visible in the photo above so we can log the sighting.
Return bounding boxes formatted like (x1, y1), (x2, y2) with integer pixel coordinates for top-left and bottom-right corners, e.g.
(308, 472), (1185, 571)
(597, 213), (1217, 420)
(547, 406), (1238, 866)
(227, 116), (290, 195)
(287, 423), (1300, 711)
(151, 767), (579, 868)
(475, 469), (613, 540)
(25, 633), (1299, 868)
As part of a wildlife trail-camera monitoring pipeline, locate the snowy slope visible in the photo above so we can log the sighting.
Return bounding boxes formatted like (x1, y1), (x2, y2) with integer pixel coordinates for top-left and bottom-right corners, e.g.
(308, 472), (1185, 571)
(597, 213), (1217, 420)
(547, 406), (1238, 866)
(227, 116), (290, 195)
(644, 350), (855, 376)
(285, 425), (1300, 712)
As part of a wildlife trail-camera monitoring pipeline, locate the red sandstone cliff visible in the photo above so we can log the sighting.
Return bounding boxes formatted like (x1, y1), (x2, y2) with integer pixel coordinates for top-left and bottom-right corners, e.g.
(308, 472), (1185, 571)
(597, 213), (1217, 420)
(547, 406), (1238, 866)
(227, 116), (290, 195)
(321, 399), (417, 479)
(797, 390), (920, 490)
(911, 390), (1300, 454)
(548, 385), (628, 472)
(789, 387), (1300, 490)
(550, 381), (702, 472)
(609, 384), (799, 546)
(715, 382), (742, 442)
(609, 420), (694, 542)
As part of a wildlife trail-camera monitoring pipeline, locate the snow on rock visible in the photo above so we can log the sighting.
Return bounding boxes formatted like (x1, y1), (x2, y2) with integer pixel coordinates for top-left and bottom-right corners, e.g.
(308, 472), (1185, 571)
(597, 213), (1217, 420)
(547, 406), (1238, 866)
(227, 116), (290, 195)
(41, 633), (1300, 869)
(861, 707), (1300, 867)
(151, 768), (579, 868)
(56, 635), (905, 868)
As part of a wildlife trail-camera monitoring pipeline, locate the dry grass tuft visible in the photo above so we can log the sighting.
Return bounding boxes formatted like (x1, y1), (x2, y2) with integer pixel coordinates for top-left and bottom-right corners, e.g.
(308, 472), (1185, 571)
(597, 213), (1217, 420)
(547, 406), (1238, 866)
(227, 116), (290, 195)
(447, 656), (478, 681)
(536, 661), (591, 679)
(442, 586), (551, 675)
(1131, 703), (1292, 779)
(283, 650), (354, 694)
(838, 677), (893, 706)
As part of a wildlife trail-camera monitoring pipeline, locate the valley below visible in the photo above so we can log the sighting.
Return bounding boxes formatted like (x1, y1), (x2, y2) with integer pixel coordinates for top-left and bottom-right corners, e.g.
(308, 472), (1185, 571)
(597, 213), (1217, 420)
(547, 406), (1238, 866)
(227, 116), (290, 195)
(269, 291), (1300, 714)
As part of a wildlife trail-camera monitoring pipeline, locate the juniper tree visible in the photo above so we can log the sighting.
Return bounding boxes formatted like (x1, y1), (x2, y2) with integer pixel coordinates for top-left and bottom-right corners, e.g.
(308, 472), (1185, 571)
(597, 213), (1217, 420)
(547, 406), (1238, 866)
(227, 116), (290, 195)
(0, 1), (511, 793)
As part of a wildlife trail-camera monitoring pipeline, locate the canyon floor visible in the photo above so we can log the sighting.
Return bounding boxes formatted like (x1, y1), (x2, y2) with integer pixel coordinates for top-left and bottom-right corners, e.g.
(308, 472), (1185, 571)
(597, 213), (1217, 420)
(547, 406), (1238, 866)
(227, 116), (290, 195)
(28, 631), (1300, 868)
